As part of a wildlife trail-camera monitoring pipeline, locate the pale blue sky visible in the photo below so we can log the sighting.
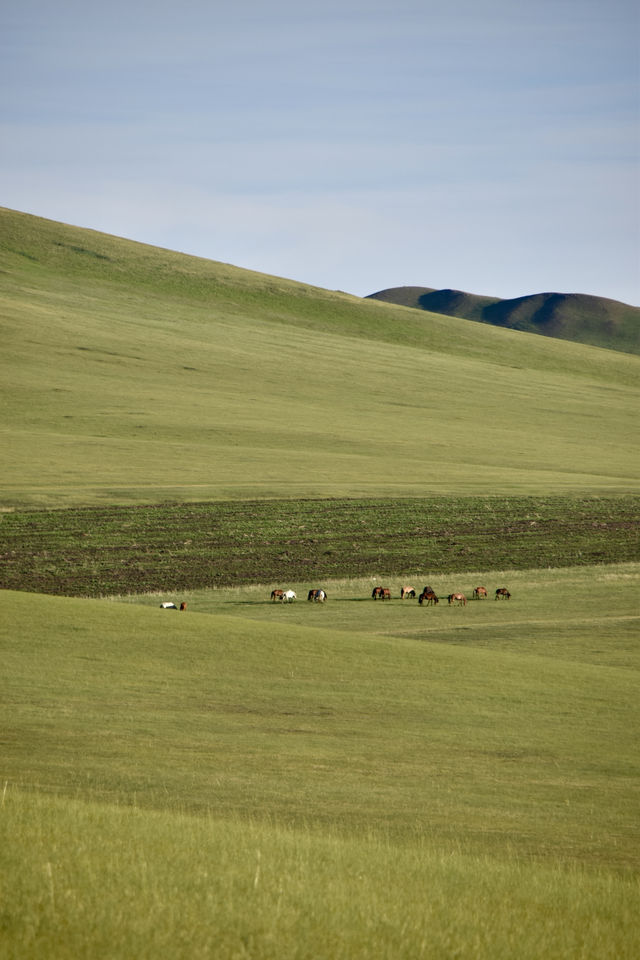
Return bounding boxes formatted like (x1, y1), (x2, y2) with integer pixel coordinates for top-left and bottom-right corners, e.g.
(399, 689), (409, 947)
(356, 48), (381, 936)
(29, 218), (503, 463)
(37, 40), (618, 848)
(2, 0), (639, 303)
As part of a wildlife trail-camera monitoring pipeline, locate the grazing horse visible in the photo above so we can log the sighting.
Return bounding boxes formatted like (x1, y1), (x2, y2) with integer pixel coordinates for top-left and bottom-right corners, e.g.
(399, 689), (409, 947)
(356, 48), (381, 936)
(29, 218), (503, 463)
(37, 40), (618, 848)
(372, 586), (384, 600)
(419, 589), (439, 606)
(283, 590), (296, 602)
(422, 586), (435, 596)
(448, 593), (467, 606)
(180, 601), (187, 611)
(495, 588), (511, 600)
(401, 586), (416, 599)
(271, 589), (285, 602)
(473, 586), (488, 600)
(160, 602), (178, 609)
(380, 588), (392, 601)
(308, 588), (327, 602)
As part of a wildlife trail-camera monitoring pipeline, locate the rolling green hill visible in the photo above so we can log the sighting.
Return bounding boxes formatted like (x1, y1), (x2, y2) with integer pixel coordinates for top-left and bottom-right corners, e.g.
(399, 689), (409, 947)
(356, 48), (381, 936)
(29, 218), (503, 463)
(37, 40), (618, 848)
(1, 206), (639, 507)
(367, 286), (640, 355)
(1, 570), (639, 958)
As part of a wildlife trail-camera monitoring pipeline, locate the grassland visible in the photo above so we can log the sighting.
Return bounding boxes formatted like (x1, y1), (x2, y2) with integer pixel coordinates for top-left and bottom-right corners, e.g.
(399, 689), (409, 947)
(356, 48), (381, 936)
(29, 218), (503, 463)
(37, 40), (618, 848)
(2, 565), (639, 958)
(2, 792), (638, 960)
(1, 207), (639, 507)
(1, 207), (639, 957)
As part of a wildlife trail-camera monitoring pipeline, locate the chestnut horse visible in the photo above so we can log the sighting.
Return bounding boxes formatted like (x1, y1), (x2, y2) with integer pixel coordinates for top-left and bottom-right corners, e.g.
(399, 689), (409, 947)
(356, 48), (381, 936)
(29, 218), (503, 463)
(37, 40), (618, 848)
(372, 586), (384, 599)
(495, 588), (511, 600)
(473, 586), (488, 599)
(448, 593), (467, 606)
(271, 589), (285, 602)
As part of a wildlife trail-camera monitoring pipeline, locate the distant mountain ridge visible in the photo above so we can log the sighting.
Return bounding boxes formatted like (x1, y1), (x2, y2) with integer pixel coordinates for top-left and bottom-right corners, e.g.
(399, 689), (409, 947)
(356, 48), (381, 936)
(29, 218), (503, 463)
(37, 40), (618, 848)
(366, 287), (640, 355)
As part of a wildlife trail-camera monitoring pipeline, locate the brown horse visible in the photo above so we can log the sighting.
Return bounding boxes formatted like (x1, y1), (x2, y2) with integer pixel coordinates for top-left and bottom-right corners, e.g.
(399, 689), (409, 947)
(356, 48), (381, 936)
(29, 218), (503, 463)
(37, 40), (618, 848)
(473, 586), (488, 599)
(271, 589), (285, 602)
(308, 588), (327, 602)
(448, 593), (467, 606)
(372, 586), (384, 600)
(401, 586), (416, 599)
(180, 601), (187, 611)
(419, 590), (439, 605)
(495, 588), (511, 600)
(381, 588), (392, 601)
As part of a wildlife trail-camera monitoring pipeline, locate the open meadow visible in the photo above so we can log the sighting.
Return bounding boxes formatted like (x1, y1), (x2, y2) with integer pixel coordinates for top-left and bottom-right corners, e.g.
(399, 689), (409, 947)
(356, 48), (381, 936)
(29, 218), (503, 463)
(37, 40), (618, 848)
(2, 563), (639, 958)
(1, 209), (639, 957)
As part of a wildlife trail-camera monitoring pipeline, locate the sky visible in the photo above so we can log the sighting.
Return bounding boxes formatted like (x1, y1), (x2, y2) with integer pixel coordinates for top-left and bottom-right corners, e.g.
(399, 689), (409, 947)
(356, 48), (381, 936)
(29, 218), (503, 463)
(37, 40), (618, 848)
(2, 0), (639, 304)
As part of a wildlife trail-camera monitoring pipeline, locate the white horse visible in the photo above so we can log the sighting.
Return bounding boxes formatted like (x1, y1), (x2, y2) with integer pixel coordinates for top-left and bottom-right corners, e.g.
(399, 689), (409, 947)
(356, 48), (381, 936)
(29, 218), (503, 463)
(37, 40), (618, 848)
(284, 590), (297, 602)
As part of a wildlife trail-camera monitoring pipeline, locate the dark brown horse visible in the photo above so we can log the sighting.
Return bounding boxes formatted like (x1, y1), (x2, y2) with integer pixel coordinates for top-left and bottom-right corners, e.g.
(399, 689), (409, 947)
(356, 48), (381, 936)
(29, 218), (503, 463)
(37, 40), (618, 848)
(419, 589), (439, 605)
(473, 586), (488, 599)
(495, 588), (511, 600)
(448, 592), (467, 606)
(308, 588), (327, 602)
(372, 586), (384, 600)
(180, 601), (187, 611)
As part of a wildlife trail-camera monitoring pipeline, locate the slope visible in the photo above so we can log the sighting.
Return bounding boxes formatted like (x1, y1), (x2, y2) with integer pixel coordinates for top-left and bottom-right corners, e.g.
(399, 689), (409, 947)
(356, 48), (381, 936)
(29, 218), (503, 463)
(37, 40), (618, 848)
(2, 586), (638, 869)
(1, 207), (638, 507)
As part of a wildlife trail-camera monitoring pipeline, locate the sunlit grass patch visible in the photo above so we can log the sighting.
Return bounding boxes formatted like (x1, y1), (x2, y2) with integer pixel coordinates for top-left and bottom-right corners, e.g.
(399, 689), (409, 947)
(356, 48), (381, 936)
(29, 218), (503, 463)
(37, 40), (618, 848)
(1, 789), (638, 960)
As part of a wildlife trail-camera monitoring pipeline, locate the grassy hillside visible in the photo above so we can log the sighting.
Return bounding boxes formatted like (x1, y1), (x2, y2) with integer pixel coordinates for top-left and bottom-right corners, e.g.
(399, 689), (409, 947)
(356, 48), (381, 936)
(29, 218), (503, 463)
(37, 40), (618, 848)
(1, 568), (639, 957)
(1, 207), (639, 507)
(367, 286), (640, 355)
(3, 568), (639, 859)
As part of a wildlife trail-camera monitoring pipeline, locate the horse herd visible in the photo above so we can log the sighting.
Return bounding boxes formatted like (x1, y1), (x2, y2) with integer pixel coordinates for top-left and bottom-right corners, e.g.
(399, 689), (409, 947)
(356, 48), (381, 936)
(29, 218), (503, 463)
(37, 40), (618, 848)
(270, 586), (511, 604)
(375, 585), (511, 605)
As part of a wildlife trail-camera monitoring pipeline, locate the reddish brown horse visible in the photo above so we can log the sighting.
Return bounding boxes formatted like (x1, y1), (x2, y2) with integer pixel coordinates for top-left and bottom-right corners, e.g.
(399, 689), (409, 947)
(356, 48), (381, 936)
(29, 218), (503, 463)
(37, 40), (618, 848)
(495, 588), (511, 600)
(448, 592), (467, 606)
(271, 589), (285, 602)
(180, 601), (187, 611)
(419, 589), (439, 605)
(473, 586), (488, 599)
(372, 586), (384, 600)
(381, 588), (392, 601)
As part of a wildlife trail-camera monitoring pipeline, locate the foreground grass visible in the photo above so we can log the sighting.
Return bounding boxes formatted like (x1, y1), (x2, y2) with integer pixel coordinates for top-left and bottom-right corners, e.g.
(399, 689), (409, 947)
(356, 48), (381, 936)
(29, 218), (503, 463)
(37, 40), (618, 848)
(3, 567), (638, 870)
(1, 790), (638, 960)
(1, 494), (638, 596)
(2, 564), (638, 957)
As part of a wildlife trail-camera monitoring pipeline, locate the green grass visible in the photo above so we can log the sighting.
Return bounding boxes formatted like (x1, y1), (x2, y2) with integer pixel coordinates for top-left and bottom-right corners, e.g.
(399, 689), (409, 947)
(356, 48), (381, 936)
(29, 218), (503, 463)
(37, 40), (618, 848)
(2, 792), (638, 960)
(1, 208), (639, 956)
(1, 494), (637, 596)
(1, 564), (639, 957)
(1, 207), (639, 507)
(3, 567), (639, 865)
